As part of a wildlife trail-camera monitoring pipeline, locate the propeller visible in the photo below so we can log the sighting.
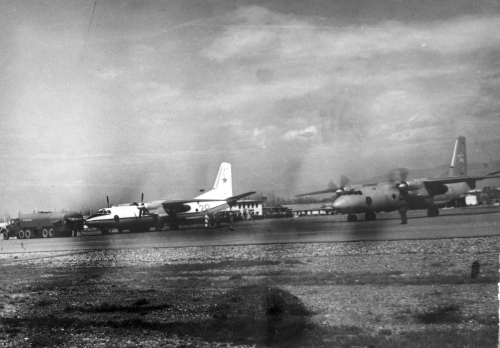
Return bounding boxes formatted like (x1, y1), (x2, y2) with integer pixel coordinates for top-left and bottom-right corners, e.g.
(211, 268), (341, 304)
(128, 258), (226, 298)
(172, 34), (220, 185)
(137, 193), (146, 220)
(387, 168), (412, 193)
(296, 174), (351, 198)
(340, 174), (350, 188)
(107, 196), (110, 208)
(329, 175), (351, 196)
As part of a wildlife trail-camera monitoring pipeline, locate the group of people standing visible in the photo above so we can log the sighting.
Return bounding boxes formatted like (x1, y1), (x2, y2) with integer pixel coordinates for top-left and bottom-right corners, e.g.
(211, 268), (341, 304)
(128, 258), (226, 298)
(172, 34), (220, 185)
(205, 208), (254, 231)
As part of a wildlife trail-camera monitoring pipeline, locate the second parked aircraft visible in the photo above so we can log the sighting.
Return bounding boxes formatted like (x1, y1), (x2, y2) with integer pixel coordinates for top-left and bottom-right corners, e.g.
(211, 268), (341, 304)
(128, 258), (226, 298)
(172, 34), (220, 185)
(85, 162), (255, 234)
(297, 136), (500, 222)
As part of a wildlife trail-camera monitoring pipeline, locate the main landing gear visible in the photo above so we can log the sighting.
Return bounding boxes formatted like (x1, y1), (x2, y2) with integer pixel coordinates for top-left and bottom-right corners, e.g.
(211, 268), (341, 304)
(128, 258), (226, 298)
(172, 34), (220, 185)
(427, 206), (440, 217)
(364, 212), (377, 221)
(156, 222), (179, 231)
(347, 214), (358, 222)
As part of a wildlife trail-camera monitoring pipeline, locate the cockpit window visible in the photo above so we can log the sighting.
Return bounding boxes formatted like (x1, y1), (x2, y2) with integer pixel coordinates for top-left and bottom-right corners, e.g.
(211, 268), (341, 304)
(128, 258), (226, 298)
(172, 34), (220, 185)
(96, 209), (111, 215)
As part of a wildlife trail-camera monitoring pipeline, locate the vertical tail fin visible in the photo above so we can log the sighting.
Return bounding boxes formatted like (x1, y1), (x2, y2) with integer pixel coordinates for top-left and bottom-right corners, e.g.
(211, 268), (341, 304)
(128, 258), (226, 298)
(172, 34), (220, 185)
(195, 162), (233, 200)
(449, 136), (467, 177)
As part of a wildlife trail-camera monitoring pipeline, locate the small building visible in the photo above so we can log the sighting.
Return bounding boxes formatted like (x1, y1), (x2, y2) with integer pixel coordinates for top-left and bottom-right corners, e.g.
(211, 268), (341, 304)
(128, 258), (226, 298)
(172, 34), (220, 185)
(226, 200), (263, 217)
(262, 205), (293, 218)
(281, 203), (334, 216)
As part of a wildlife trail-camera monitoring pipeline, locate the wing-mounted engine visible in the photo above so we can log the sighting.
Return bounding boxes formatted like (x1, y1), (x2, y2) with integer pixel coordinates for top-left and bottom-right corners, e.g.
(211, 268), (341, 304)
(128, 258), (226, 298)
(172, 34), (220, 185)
(423, 182), (449, 196)
(397, 180), (449, 198)
(397, 181), (422, 193)
(163, 203), (192, 214)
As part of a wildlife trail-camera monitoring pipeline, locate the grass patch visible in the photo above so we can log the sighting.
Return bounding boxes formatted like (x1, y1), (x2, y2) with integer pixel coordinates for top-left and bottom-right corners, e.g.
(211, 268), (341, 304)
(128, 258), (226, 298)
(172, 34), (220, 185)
(2, 316), (495, 348)
(256, 271), (498, 286)
(415, 304), (462, 324)
(36, 299), (52, 307)
(64, 301), (171, 314)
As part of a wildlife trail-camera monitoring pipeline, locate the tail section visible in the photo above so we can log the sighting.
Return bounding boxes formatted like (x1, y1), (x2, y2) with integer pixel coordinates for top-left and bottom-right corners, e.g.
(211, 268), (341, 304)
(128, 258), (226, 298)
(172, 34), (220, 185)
(449, 136), (467, 177)
(195, 162), (233, 200)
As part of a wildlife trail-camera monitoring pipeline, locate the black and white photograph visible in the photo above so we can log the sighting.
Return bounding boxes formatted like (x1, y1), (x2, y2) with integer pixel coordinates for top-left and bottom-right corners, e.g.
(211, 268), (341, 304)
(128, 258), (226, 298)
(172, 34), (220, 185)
(1, 1), (499, 347)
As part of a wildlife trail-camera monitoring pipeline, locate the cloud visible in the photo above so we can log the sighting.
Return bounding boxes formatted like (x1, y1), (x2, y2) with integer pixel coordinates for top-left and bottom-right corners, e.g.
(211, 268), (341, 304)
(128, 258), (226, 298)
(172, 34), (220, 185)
(282, 125), (318, 142)
(253, 125), (279, 147)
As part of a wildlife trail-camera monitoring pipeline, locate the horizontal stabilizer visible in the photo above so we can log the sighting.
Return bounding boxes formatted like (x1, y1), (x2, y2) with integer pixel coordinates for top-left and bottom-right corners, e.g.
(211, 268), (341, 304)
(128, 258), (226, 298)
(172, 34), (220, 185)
(226, 191), (256, 202)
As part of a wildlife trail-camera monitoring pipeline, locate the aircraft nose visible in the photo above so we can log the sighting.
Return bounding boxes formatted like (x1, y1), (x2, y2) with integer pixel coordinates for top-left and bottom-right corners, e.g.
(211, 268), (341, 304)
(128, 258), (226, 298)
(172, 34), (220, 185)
(84, 216), (99, 227)
(333, 197), (348, 214)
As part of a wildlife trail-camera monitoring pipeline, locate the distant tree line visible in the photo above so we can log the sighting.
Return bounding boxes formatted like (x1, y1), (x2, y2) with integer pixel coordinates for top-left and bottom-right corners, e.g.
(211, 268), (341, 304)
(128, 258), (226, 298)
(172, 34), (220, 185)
(479, 185), (499, 205)
(254, 192), (334, 207)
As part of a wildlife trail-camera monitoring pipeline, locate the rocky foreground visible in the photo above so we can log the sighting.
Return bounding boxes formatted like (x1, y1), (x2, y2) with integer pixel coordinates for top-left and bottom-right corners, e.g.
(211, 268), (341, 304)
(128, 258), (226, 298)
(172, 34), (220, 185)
(0, 236), (498, 347)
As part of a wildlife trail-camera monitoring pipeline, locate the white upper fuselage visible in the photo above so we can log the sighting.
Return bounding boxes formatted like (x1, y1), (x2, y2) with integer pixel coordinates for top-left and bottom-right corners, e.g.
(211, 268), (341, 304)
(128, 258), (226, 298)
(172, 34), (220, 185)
(142, 200), (231, 220)
(85, 205), (155, 231)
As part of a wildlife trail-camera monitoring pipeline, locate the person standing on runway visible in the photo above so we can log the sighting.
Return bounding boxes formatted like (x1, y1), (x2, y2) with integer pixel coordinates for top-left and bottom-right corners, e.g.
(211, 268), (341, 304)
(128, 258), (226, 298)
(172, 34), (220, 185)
(398, 198), (409, 224)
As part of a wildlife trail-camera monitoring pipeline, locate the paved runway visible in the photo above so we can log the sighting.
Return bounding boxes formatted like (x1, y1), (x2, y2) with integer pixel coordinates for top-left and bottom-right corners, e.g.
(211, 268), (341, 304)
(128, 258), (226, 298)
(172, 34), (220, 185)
(1, 207), (498, 253)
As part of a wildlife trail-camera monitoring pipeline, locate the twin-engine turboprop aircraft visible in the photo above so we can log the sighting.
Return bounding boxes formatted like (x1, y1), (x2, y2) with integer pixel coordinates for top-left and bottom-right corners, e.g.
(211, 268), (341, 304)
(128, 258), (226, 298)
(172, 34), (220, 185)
(85, 162), (255, 234)
(297, 136), (500, 222)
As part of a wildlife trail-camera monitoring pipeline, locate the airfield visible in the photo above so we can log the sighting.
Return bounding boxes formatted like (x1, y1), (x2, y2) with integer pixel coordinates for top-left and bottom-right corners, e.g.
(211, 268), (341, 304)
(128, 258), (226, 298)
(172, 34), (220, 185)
(0, 206), (498, 348)
(0, 206), (498, 253)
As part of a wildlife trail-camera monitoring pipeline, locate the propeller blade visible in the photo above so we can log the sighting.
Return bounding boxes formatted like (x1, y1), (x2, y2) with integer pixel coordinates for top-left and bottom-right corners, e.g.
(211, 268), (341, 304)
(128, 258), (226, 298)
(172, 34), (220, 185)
(399, 168), (409, 182)
(340, 174), (350, 188)
(141, 193), (144, 203)
(107, 196), (110, 208)
(326, 180), (338, 190)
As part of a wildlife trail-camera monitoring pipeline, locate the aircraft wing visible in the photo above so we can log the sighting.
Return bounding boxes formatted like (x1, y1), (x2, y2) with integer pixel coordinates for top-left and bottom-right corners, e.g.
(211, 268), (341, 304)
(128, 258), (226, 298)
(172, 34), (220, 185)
(161, 199), (222, 205)
(423, 172), (500, 185)
(158, 192), (256, 210)
(225, 192), (256, 202)
(296, 188), (339, 197)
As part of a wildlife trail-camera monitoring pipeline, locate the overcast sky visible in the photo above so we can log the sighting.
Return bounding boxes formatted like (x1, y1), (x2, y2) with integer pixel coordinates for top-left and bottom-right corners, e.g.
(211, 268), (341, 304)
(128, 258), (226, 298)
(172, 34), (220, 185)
(1, 0), (499, 215)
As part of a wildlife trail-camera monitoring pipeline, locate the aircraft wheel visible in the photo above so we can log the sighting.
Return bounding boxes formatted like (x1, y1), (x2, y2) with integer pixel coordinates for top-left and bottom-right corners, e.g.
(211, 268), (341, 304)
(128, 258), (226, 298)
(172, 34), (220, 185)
(365, 212), (376, 221)
(42, 229), (49, 238)
(427, 208), (438, 217)
(49, 229), (55, 238)
(18, 230), (25, 239)
(347, 214), (357, 222)
(118, 229), (123, 233)
(101, 229), (109, 235)
(3, 232), (9, 240)
(24, 230), (32, 239)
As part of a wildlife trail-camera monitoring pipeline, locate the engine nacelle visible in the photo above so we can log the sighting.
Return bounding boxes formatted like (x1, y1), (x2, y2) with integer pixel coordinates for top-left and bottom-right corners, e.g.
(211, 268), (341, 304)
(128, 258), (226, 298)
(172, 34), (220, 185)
(397, 181), (422, 193)
(144, 202), (162, 210)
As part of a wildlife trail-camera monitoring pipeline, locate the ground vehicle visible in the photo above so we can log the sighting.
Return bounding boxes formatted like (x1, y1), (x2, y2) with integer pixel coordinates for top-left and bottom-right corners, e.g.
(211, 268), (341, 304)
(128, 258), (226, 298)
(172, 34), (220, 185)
(2, 212), (84, 239)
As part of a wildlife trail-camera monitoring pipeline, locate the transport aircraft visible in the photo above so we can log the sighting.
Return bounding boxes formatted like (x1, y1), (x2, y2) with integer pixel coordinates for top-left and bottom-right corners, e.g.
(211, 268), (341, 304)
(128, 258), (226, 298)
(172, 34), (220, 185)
(85, 162), (255, 234)
(296, 136), (500, 222)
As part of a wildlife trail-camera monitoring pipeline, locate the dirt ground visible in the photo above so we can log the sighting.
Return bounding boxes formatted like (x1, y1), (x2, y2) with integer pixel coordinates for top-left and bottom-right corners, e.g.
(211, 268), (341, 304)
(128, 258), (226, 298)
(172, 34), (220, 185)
(0, 237), (498, 347)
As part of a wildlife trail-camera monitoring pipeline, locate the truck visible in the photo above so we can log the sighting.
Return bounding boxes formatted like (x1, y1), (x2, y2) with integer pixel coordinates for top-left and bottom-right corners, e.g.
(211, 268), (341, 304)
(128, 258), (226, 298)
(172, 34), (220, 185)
(1, 211), (84, 240)
(465, 195), (478, 206)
